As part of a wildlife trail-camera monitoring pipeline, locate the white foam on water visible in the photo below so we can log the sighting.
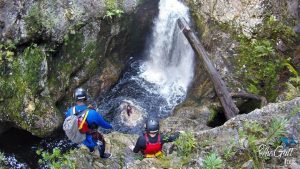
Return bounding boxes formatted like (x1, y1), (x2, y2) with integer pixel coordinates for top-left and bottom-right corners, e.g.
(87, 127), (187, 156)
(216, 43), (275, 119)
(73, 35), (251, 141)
(139, 0), (195, 106)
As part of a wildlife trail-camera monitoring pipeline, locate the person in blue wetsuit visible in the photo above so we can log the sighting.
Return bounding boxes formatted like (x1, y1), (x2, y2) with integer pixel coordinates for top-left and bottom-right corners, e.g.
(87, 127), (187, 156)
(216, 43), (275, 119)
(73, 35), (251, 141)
(65, 88), (112, 158)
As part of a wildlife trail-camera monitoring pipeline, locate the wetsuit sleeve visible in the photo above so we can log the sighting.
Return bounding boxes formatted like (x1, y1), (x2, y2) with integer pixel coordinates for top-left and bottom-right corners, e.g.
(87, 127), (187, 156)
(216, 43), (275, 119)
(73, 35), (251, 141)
(133, 136), (146, 153)
(65, 107), (72, 117)
(88, 110), (112, 129)
(161, 132), (180, 144)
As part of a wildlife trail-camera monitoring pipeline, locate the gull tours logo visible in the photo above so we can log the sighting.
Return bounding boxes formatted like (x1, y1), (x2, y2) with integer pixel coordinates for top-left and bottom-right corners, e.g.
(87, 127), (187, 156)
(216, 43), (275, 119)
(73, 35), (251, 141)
(258, 136), (298, 166)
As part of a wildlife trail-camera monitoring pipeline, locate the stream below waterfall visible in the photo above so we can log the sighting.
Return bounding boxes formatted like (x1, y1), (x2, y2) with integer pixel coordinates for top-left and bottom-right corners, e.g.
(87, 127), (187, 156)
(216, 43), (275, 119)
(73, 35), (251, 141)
(0, 0), (195, 168)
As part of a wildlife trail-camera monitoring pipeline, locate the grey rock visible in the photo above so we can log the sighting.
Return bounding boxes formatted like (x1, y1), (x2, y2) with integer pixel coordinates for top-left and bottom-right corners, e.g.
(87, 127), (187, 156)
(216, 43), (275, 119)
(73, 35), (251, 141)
(242, 160), (254, 169)
(290, 162), (300, 169)
(0, 0), (138, 43)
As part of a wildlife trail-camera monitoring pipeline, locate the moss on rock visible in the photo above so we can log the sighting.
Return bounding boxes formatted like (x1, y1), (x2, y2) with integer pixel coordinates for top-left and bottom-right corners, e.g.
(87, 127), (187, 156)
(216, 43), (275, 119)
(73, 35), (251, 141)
(0, 44), (62, 136)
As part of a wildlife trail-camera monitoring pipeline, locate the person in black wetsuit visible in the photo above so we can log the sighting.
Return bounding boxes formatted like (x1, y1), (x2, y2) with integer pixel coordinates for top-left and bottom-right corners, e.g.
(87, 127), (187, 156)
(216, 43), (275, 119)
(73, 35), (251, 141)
(132, 119), (180, 158)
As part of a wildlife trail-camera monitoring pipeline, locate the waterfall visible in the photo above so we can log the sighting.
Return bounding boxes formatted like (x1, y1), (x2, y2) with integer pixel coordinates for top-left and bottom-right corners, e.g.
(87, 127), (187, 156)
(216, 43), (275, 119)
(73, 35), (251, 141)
(140, 0), (195, 106)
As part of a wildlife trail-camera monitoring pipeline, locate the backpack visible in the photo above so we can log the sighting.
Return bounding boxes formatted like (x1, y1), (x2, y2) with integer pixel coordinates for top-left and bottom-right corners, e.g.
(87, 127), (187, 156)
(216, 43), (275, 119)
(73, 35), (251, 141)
(63, 107), (90, 144)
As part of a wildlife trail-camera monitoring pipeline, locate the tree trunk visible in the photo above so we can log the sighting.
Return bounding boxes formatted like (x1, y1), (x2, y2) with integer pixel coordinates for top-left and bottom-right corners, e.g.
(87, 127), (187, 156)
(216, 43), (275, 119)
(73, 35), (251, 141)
(177, 17), (239, 119)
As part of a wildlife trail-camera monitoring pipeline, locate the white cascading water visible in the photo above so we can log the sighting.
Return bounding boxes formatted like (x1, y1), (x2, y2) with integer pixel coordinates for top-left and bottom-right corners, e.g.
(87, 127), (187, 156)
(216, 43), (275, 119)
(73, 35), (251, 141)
(140, 0), (195, 105)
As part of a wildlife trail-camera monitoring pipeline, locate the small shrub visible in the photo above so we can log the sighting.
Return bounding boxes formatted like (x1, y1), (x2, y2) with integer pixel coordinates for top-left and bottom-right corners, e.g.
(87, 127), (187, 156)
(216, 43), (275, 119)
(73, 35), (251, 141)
(37, 148), (76, 169)
(203, 152), (223, 169)
(238, 118), (289, 168)
(235, 15), (298, 101)
(223, 146), (235, 160)
(174, 131), (196, 157)
(104, 0), (124, 20)
(265, 118), (288, 143)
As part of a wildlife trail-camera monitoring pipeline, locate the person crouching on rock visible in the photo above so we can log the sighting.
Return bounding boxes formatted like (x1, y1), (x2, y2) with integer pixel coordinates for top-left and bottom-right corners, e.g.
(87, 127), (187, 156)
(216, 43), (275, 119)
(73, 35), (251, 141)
(65, 88), (113, 159)
(131, 118), (180, 158)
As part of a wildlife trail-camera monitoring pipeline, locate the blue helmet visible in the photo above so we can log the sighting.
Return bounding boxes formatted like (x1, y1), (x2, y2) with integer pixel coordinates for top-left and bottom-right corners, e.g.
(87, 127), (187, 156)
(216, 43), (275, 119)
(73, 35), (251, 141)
(74, 88), (87, 101)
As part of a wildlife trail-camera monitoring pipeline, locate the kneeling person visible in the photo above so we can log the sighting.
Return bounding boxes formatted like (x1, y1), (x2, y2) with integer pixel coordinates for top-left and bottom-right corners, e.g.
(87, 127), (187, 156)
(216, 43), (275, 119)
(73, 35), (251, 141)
(133, 119), (179, 158)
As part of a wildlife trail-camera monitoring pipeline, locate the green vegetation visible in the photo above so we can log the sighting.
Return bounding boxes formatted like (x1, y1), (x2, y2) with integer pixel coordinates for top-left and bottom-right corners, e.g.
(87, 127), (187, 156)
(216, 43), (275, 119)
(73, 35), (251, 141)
(283, 62), (300, 100)
(235, 15), (298, 101)
(24, 4), (44, 37)
(222, 145), (235, 161)
(0, 43), (45, 104)
(0, 40), (16, 76)
(238, 118), (288, 168)
(291, 106), (300, 116)
(203, 152), (223, 169)
(24, 3), (55, 38)
(0, 43), (57, 136)
(49, 30), (98, 95)
(104, 0), (124, 20)
(174, 131), (196, 157)
(37, 148), (76, 169)
(0, 152), (8, 168)
(207, 108), (218, 125)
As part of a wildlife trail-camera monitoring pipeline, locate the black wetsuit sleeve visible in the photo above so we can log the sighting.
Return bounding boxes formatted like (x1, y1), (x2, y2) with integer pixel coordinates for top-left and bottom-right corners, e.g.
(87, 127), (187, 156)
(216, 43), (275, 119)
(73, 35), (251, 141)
(133, 136), (146, 153)
(161, 132), (180, 144)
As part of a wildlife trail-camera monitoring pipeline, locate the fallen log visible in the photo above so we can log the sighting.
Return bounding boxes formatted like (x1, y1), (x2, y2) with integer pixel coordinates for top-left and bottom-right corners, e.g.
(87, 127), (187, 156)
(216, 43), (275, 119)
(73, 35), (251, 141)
(177, 17), (239, 119)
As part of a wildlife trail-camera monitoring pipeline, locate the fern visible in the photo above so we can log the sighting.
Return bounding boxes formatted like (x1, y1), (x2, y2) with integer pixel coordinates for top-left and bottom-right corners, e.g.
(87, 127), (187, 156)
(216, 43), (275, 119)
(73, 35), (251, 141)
(284, 62), (298, 76)
(174, 131), (196, 157)
(265, 118), (288, 143)
(203, 153), (223, 169)
(285, 82), (300, 100)
(283, 62), (300, 100)
(244, 121), (264, 135)
(291, 106), (300, 116)
(289, 77), (300, 84)
(223, 147), (235, 160)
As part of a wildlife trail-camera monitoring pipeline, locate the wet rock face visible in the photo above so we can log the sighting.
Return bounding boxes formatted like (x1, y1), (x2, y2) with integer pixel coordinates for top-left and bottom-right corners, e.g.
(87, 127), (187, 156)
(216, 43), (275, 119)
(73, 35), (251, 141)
(0, 0), (158, 137)
(0, 0), (139, 43)
(189, 0), (264, 36)
(180, 0), (300, 110)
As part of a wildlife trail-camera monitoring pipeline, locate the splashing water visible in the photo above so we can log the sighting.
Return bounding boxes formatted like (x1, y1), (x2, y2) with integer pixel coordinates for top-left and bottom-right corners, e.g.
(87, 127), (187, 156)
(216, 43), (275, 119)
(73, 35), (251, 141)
(140, 0), (195, 106)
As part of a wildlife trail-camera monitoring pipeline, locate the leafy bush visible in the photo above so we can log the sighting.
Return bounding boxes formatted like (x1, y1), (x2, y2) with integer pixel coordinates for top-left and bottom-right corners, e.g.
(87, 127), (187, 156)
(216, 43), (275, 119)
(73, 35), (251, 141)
(104, 0), (124, 20)
(37, 148), (76, 169)
(236, 36), (282, 101)
(235, 15), (298, 101)
(104, 9), (124, 19)
(203, 152), (223, 169)
(174, 131), (196, 157)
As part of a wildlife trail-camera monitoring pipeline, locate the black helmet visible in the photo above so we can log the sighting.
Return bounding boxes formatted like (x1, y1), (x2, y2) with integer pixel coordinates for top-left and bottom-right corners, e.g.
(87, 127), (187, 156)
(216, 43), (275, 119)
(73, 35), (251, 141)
(146, 119), (159, 133)
(74, 88), (87, 101)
